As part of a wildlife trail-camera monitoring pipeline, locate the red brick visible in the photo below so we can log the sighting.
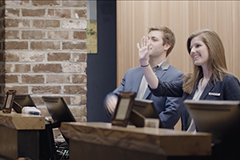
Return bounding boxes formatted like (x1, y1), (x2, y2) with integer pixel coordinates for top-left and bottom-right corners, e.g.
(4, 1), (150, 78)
(22, 9), (45, 17)
(64, 85), (87, 94)
(73, 95), (87, 105)
(62, 1), (87, 7)
(31, 96), (44, 105)
(5, 75), (18, 83)
(22, 30), (45, 39)
(69, 106), (86, 117)
(4, 19), (30, 28)
(48, 9), (71, 18)
(5, 41), (28, 50)
(5, 52), (20, 62)
(63, 63), (86, 73)
(32, 64), (62, 72)
(73, 31), (86, 40)
(47, 52), (70, 61)
(75, 117), (87, 122)
(72, 74), (87, 83)
(32, 86), (61, 94)
(62, 97), (71, 105)
(62, 20), (87, 29)
(21, 52), (45, 62)
(5, 8), (20, 17)
(22, 75), (44, 84)
(62, 42), (86, 50)
(33, 20), (60, 28)
(32, 0), (60, 6)
(72, 53), (87, 62)
(5, 30), (20, 39)
(38, 107), (50, 116)
(30, 41), (60, 50)
(81, 96), (87, 105)
(4, 19), (18, 27)
(14, 64), (31, 73)
(5, 1), (30, 6)
(46, 75), (70, 83)
(4, 64), (13, 73)
(74, 9), (87, 19)
(48, 31), (69, 39)
(4, 86), (28, 94)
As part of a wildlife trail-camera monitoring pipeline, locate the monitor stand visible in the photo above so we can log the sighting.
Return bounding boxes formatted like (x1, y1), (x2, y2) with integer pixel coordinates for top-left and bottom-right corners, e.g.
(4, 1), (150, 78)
(129, 109), (145, 127)
(129, 109), (163, 128)
(39, 121), (59, 160)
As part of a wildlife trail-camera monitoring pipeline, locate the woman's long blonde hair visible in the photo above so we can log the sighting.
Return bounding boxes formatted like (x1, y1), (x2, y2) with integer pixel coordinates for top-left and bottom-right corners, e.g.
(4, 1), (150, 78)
(183, 29), (229, 94)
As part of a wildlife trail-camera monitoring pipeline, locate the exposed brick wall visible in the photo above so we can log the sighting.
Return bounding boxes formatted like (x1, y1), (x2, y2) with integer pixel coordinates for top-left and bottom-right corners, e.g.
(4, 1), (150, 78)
(2, 0), (87, 121)
(0, 1), (5, 105)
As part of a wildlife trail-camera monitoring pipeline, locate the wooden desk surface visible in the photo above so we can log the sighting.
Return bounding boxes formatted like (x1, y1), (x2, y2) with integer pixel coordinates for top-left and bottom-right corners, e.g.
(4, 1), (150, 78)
(61, 122), (212, 156)
(0, 111), (45, 130)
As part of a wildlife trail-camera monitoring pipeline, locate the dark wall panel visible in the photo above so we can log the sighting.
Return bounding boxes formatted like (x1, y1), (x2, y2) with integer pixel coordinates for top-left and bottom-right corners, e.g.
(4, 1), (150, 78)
(86, 1), (116, 122)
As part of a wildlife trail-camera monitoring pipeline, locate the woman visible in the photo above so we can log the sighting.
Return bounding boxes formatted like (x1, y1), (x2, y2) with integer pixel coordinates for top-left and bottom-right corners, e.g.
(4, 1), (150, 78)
(137, 29), (240, 131)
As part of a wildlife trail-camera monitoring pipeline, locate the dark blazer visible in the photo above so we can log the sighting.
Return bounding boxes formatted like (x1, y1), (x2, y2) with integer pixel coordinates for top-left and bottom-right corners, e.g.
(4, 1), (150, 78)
(150, 74), (240, 130)
(104, 60), (184, 129)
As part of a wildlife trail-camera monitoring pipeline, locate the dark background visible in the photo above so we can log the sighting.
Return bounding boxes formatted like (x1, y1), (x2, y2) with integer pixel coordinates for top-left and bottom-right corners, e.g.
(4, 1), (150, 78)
(86, 1), (116, 122)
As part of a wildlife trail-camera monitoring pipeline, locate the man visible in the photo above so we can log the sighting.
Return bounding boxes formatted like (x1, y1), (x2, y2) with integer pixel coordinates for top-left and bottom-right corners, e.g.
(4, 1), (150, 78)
(104, 25), (183, 129)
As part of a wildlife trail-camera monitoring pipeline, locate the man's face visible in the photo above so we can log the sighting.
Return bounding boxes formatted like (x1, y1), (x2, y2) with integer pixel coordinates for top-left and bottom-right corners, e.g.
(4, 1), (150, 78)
(147, 30), (169, 58)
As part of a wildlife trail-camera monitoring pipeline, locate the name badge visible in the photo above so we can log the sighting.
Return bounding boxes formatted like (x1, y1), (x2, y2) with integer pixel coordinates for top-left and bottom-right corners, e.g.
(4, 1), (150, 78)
(208, 92), (221, 96)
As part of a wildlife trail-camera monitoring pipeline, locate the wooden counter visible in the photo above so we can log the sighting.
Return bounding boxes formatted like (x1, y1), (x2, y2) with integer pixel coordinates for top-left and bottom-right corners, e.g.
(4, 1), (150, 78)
(0, 111), (45, 130)
(0, 111), (45, 160)
(61, 122), (212, 160)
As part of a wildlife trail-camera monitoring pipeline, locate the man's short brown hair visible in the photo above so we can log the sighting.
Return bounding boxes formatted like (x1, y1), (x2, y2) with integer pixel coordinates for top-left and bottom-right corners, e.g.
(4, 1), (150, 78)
(148, 25), (175, 56)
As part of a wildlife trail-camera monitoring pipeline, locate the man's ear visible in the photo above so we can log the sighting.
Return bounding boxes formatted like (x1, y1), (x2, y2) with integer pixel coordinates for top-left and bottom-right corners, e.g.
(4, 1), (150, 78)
(164, 43), (171, 51)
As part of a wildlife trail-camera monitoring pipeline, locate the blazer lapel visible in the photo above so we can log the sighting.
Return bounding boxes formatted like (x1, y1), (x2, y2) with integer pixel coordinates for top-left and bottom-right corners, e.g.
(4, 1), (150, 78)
(134, 68), (144, 93)
(200, 78), (214, 100)
(143, 60), (169, 99)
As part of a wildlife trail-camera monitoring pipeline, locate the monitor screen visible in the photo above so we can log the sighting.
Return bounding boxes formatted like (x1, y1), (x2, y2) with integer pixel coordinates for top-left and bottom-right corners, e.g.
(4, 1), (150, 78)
(133, 98), (159, 119)
(42, 96), (76, 145)
(42, 96), (76, 128)
(129, 98), (160, 127)
(184, 100), (240, 144)
(115, 97), (131, 120)
(12, 94), (36, 113)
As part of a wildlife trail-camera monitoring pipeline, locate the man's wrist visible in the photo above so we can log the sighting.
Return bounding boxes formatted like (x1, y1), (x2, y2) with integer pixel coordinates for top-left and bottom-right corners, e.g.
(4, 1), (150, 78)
(141, 64), (150, 67)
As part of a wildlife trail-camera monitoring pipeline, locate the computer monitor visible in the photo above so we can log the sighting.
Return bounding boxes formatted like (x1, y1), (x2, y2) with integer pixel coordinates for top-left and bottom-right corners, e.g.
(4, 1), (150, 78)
(184, 100), (240, 144)
(129, 98), (161, 128)
(42, 96), (76, 127)
(12, 94), (36, 113)
(42, 96), (76, 144)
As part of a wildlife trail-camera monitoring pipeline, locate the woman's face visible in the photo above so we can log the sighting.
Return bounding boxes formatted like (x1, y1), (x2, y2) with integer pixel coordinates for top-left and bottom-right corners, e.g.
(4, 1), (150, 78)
(189, 36), (209, 68)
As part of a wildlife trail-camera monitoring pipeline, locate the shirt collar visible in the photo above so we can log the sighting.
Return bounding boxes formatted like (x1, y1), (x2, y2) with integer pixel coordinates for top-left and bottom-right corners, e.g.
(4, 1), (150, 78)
(152, 59), (168, 72)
